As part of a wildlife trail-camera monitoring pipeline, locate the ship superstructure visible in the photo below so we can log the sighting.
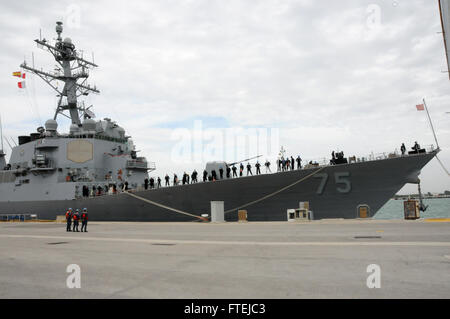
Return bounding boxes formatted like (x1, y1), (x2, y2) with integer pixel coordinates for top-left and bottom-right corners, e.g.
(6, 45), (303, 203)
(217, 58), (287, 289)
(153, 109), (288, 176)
(0, 22), (153, 202)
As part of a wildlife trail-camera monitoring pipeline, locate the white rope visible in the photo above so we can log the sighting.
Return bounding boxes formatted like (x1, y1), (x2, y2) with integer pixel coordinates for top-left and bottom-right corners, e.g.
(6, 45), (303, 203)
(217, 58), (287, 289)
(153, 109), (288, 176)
(224, 166), (326, 214)
(123, 191), (207, 221)
(436, 154), (450, 176)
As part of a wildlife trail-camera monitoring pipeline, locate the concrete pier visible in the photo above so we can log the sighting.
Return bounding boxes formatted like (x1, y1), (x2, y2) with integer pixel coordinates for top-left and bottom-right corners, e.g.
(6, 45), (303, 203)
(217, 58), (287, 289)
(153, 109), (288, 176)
(0, 219), (449, 298)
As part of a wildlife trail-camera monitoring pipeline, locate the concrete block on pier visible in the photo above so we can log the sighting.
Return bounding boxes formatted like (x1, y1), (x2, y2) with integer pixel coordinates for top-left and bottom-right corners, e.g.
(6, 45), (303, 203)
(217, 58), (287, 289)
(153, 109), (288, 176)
(210, 201), (225, 223)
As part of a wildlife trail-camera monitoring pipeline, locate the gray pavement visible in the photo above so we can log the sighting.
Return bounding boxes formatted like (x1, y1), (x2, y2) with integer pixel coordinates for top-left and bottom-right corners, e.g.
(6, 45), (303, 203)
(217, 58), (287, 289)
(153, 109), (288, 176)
(0, 219), (449, 298)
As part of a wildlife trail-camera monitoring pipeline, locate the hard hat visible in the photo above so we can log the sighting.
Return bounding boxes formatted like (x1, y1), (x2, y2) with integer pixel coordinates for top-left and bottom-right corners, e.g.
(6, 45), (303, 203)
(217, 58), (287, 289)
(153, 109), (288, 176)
(83, 208), (87, 211)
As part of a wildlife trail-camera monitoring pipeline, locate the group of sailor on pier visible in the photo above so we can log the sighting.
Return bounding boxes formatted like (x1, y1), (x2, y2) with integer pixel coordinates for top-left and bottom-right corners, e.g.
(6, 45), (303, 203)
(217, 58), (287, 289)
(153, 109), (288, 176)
(65, 208), (88, 232)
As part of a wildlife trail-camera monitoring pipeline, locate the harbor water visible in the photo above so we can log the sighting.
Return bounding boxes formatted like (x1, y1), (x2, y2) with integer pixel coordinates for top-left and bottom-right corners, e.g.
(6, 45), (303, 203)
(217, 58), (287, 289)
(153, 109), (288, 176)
(374, 197), (450, 219)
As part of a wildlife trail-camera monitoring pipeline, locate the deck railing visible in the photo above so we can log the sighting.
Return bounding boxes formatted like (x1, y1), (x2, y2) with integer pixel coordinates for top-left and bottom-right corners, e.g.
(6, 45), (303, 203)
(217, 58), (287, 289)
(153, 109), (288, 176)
(68, 144), (436, 196)
(302, 144), (436, 169)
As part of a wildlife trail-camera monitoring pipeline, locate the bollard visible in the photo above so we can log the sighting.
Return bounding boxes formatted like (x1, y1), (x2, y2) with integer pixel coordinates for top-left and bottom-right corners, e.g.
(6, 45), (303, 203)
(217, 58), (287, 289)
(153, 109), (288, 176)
(238, 210), (248, 222)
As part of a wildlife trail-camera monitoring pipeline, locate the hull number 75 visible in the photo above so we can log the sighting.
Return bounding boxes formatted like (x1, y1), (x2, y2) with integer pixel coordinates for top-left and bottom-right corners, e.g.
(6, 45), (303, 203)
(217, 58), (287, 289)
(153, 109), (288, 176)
(314, 172), (351, 195)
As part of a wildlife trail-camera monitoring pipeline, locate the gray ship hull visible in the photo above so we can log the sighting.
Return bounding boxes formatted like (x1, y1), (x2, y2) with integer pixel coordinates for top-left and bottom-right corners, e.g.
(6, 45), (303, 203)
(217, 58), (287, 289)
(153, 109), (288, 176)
(0, 151), (437, 221)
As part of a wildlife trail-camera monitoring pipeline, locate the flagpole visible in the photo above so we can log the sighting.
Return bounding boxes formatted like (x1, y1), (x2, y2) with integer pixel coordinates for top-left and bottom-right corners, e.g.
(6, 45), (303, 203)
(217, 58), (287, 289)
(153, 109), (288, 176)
(0, 114), (3, 152)
(422, 98), (440, 150)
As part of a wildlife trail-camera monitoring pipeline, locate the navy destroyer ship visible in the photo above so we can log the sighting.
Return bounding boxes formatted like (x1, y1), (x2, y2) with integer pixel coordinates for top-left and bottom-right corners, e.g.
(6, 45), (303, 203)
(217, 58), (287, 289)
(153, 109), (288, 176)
(0, 22), (439, 222)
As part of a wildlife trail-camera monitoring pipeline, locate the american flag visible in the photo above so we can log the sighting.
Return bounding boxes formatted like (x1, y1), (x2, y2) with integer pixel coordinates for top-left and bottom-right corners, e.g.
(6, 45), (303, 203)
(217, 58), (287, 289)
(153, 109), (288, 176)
(416, 104), (424, 111)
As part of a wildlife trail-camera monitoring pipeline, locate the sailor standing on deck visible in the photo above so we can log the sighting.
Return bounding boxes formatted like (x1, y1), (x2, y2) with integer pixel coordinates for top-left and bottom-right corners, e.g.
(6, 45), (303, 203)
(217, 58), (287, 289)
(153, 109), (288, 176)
(255, 161), (261, 175)
(149, 177), (154, 189)
(203, 170), (208, 182)
(80, 208), (88, 232)
(226, 166), (231, 178)
(232, 165), (237, 177)
(239, 163), (244, 177)
(65, 208), (73, 232)
(401, 143), (406, 155)
(246, 162), (253, 176)
(296, 155), (302, 169)
(265, 160), (271, 173)
(157, 177), (161, 188)
(165, 174), (170, 186)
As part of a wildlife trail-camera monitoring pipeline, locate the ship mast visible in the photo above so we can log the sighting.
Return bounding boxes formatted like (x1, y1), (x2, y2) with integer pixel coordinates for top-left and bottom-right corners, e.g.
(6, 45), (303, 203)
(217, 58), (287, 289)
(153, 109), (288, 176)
(20, 21), (99, 126)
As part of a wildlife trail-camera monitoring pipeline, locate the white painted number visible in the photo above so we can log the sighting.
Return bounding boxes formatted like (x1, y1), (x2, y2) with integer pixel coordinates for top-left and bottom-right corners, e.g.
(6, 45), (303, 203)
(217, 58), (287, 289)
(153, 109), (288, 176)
(335, 172), (351, 193)
(315, 173), (329, 195)
(315, 172), (351, 194)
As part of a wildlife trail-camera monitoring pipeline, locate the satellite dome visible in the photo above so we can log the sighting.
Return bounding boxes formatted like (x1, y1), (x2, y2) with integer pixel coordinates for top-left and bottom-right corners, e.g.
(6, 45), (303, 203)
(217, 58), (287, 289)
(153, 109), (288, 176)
(70, 124), (80, 134)
(63, 37), (72, 44)
(45, 119), (58, 131)
(82, 118), (96, 131)
(117, 126), (125, 137)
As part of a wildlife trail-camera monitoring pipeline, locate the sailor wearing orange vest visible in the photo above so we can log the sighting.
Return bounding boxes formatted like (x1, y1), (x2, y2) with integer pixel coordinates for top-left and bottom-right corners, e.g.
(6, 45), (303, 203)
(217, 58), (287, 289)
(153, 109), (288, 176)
(81, 208), (88, 232)
(72, 209), (80, 232)
(65, 208), (73, 232)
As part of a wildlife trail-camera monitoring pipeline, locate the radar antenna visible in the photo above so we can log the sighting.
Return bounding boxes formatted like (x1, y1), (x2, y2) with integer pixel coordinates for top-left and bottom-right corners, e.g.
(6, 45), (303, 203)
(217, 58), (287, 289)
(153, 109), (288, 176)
(20, 21), (99, 125)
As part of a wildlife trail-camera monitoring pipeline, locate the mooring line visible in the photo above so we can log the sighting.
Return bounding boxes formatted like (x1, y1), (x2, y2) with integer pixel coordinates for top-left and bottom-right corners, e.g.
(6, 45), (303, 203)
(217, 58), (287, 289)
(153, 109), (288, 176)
(123, 191), (207, 221)
(436, 154), (450, 176)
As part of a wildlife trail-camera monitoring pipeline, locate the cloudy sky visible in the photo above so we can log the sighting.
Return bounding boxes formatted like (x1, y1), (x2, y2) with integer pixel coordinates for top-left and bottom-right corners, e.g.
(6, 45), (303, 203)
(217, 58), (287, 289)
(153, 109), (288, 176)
(0, 0), (449, 194)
